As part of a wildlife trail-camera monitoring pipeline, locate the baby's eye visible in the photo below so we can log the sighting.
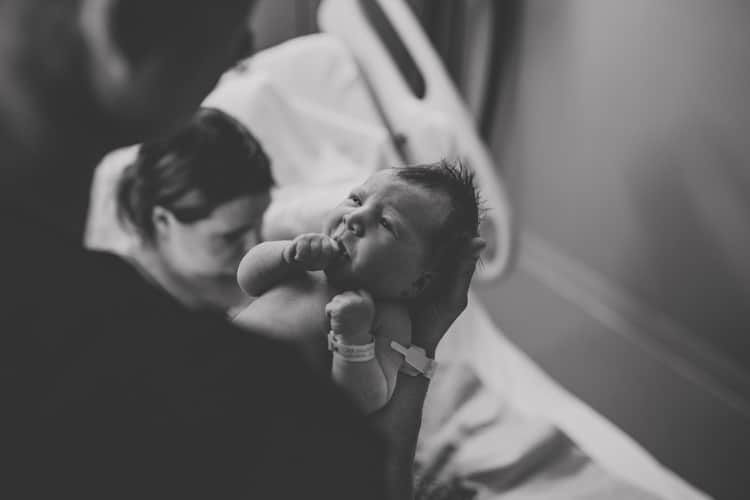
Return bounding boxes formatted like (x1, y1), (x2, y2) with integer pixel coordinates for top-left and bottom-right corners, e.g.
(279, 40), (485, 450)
(348, 193), (362, 205)
(380, 218), (392, 231)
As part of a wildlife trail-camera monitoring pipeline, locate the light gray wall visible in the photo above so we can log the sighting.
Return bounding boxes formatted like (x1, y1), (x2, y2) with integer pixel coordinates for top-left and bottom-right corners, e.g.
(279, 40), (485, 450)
(480, 1), (750, 496)
(498, 0), (750, 375)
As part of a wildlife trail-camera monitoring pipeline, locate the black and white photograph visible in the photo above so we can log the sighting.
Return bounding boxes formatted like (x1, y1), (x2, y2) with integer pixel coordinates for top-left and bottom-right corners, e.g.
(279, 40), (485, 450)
(1, 1), (747, 498)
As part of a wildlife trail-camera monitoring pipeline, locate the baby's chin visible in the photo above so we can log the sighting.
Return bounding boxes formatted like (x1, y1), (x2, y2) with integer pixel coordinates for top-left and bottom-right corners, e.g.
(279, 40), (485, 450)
(323, 261), (358, 289)
(324, 265), (406, 300)
(324, 261), (373, 293)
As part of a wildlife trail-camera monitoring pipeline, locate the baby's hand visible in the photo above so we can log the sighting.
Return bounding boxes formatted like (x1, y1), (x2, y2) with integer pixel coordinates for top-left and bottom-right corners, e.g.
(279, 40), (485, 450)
(282, 233), (339, 270)
(326, 290), (375, 343)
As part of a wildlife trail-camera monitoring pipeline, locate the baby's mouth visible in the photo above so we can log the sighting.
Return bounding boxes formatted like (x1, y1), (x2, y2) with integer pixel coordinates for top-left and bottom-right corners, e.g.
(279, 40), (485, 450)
(333, 237), (350, 260)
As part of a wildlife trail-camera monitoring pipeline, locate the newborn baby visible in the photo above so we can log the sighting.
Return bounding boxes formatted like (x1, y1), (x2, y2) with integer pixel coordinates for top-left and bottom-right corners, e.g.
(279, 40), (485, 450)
(234, 160), (480, 412)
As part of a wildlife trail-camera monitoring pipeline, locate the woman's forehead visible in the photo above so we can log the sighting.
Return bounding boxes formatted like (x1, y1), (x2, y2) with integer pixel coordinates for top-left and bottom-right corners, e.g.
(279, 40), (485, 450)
(200, 193), (270, 232)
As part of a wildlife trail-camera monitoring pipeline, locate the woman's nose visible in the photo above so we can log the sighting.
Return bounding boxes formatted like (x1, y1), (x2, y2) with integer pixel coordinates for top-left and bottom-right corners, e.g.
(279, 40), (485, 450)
(344, 211), (365, 236)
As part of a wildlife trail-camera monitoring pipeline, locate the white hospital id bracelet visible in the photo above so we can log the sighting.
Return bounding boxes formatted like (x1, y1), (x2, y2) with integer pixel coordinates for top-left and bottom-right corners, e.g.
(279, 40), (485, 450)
(389, 341), (437, 379)
(328, 331), (376, 362)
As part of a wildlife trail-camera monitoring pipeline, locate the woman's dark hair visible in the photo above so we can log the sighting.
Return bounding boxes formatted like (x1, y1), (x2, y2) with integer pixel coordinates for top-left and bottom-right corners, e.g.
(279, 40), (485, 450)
(117, 107), (273, 241)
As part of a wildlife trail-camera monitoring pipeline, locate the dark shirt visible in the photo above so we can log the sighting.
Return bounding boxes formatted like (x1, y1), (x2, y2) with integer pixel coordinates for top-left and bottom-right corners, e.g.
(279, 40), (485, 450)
(0, 196), (384, 498)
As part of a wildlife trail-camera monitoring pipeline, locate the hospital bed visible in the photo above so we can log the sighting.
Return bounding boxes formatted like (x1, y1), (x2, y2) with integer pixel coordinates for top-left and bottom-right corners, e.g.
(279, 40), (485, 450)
(87, 0), (711, 497)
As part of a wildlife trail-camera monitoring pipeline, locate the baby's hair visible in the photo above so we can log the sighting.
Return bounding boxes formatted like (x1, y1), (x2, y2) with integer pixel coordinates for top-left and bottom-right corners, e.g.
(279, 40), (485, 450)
(117, 107), (274, 242)
(391, 159), (482, 286)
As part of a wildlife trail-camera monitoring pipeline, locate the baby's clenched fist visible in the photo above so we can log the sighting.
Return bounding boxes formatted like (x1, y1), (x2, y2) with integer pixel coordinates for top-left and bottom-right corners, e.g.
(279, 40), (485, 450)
(326, 290), (375, 343)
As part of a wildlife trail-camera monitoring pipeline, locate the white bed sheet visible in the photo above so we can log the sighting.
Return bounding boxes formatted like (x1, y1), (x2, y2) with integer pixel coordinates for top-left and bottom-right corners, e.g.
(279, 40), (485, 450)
(421, 295), (711, 499)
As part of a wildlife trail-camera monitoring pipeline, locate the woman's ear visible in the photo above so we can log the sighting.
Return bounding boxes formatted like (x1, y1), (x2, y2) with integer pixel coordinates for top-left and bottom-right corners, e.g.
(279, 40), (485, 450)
(152, 206), (175, 239)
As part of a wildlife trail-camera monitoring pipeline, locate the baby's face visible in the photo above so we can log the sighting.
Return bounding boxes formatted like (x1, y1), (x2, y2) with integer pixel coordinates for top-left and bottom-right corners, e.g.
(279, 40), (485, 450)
(323, 170), (451, 299)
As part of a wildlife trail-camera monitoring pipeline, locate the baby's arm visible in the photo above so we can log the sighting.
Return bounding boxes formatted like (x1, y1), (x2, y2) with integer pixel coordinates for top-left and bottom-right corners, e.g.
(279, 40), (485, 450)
(237, 233), (338, 297)
(327, 292), (410, 414)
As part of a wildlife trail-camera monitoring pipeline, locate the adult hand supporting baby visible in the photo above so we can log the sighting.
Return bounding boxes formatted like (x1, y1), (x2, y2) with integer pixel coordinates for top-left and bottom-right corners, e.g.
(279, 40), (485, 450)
(370, 236), (485, 500)
(410, 236), (486, 356)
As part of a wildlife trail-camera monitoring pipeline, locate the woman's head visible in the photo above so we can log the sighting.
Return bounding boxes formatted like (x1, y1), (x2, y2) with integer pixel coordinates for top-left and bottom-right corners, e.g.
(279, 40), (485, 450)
(117, 107), (273, 279)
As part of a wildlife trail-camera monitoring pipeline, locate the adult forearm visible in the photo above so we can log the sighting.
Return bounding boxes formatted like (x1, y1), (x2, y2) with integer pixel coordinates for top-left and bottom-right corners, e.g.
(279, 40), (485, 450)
(370, 373), (430, 500)
(370, 237), (483, 498)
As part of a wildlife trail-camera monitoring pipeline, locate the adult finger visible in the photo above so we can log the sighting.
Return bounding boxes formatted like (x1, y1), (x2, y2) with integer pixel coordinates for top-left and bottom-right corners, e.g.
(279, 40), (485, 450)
(410, 237), (485, 352)
(441, 236), (486, 310)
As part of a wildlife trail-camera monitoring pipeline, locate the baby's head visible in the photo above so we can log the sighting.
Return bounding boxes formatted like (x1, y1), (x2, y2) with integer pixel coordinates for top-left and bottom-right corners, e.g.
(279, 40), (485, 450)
(323, 159), (480, 300)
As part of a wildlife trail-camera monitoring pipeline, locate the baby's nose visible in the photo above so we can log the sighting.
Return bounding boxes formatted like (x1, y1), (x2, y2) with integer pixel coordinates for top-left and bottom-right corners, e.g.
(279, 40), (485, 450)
(344, 213), (364, 236)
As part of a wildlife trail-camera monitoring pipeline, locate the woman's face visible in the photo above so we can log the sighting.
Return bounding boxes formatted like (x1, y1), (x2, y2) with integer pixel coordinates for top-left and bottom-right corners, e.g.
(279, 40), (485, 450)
(158, 193), (271, 280)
